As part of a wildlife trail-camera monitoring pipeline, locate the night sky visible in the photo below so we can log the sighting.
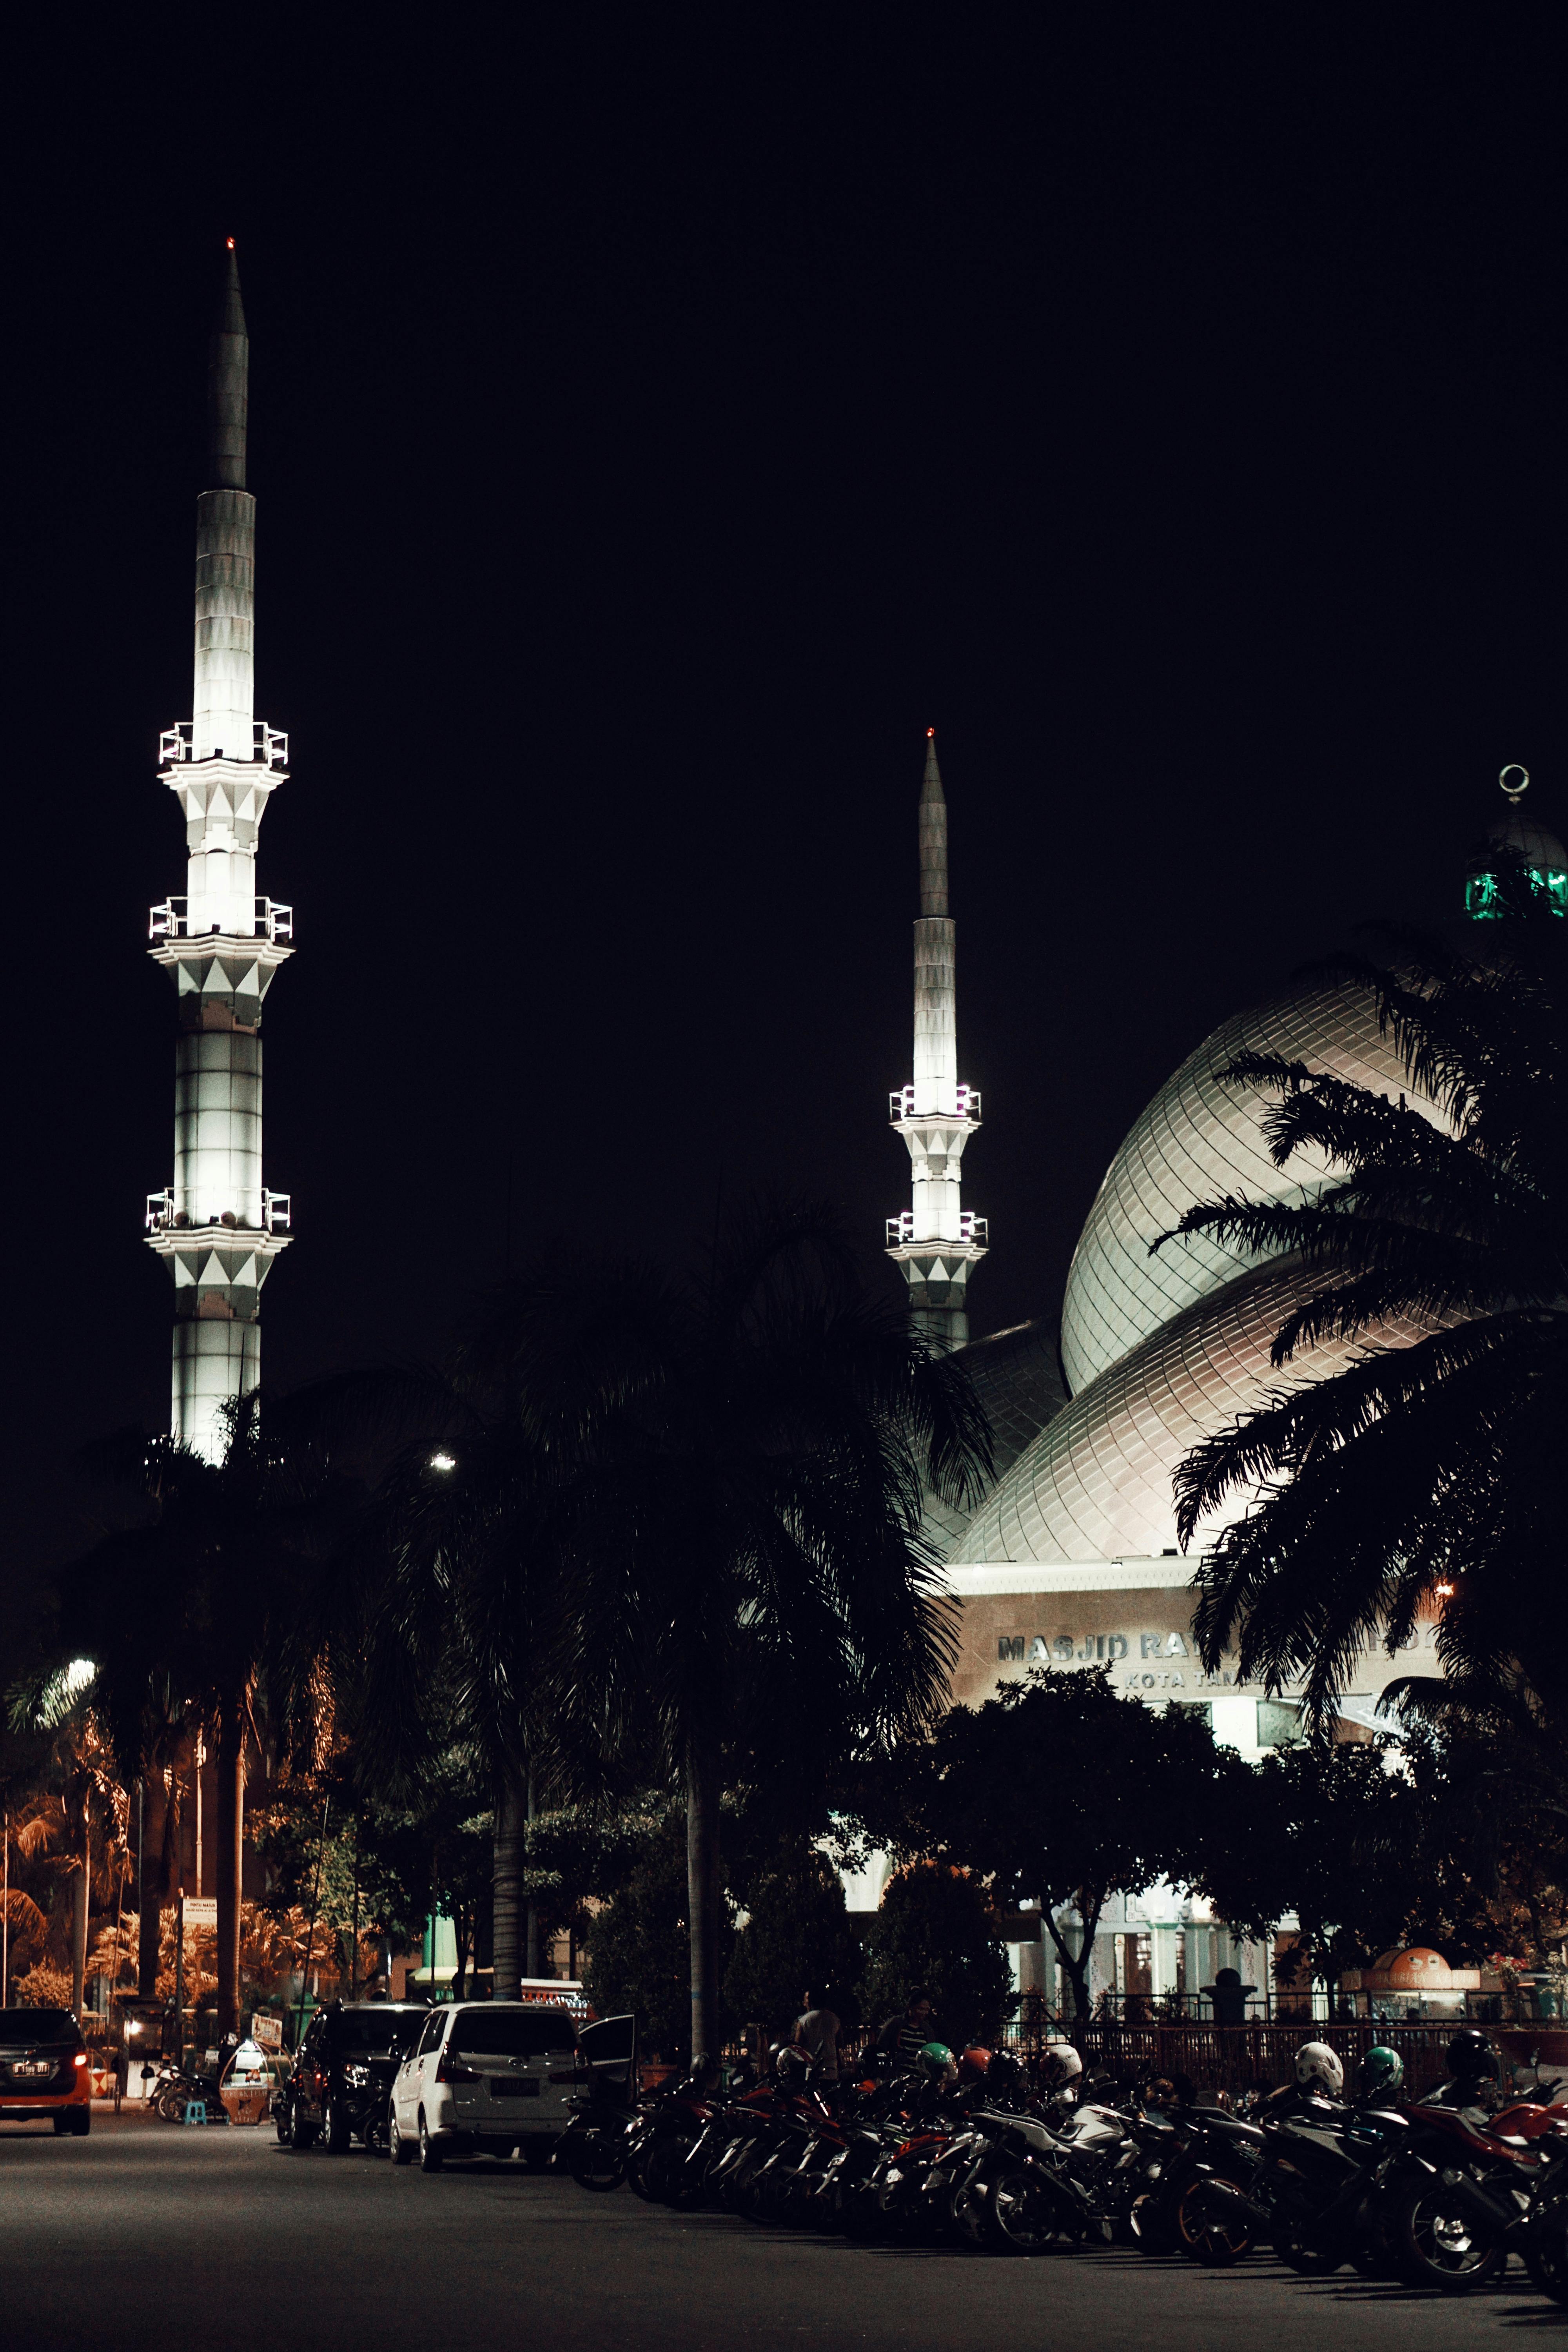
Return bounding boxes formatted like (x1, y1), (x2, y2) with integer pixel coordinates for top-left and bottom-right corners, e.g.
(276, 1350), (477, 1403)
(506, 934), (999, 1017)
(2, 20), (1564, 1579)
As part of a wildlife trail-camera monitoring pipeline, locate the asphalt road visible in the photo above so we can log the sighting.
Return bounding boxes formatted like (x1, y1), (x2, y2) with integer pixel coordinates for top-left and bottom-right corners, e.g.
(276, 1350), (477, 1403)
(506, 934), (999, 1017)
(3, 2111), (1565, 2352)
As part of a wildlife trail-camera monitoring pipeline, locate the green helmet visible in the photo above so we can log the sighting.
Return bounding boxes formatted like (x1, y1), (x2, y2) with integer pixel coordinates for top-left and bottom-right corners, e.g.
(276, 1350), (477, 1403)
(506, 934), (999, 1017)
(1359, 2045), (1405, 2100)
(916, 2040), (956, 2084)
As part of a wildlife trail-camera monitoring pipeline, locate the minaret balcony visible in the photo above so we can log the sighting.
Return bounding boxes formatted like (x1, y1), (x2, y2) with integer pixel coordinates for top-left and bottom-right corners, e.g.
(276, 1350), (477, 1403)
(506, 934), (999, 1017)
(889, 1083), (981, 1125)
(160, 720), (289, 771)
(149, 896), (294, 944)
(146, 1190), (292, 1236)
(886, 1210), (988, 1249)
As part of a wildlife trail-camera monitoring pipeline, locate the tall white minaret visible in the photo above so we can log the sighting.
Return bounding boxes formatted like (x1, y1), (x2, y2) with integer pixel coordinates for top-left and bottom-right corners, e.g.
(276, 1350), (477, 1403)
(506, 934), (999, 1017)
(145, 241), (293, 1460)
(886, 730), (986, 1347)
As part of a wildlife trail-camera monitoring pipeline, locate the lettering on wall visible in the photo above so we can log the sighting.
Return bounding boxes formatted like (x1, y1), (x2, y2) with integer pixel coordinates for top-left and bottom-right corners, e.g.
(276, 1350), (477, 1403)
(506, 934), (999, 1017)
(995, 1624), (1442, 1677)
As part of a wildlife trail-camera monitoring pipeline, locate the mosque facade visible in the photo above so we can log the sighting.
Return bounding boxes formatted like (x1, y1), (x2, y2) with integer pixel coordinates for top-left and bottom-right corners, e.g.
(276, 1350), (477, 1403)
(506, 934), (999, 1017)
(877, 746), (1560, 2008)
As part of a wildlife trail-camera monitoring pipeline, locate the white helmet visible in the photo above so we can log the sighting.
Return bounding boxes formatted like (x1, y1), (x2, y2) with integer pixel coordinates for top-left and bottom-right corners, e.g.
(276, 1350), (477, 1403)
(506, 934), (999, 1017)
(1040, 2038), (1083, 2087)
(1294, 2042), (1344, 2097)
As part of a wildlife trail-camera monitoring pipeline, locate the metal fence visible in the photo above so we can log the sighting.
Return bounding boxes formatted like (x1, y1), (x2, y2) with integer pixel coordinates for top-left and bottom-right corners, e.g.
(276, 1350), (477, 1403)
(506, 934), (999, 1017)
(1014, 2020), (1568, 2102)
(1009, 1988), (1550, 2027)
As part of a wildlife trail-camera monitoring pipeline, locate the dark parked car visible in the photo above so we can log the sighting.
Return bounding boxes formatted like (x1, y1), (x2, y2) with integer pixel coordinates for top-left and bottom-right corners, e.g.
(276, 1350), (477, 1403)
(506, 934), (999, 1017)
(277, 2001), (428, 2154)
(0, 2008), (91, 2134)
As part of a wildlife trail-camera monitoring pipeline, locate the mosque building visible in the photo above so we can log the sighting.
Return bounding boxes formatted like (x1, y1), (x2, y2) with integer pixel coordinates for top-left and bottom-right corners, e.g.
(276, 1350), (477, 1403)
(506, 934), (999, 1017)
(875, 742), (1563, 2011)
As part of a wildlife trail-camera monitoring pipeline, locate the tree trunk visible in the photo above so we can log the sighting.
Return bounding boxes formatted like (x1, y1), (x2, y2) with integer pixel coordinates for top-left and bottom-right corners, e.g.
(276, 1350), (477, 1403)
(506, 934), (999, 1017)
(71, 1840), (88, 2018)
(1044, 1895), (1099, 2020)
(492, 1772), (524, 2002)
(138, 1769), (169, 1999)
(214, 1700), (246, 2040)
(524, 1769), (541, 1980)
(684, 1725), (722, 2071)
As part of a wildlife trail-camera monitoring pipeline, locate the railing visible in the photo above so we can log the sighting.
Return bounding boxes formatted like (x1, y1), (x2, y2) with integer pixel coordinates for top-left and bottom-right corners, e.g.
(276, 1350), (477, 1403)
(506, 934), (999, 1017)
(1039, 2020), (1553, 2102)
(888, 1084), (983, 1123)
(822, 2011), (1563, 2102)
(143, 1194), (292, 1236)
(885, 1210), (989, 1250)
(148, 897), (294, 943)
(158, 720), (289, 768)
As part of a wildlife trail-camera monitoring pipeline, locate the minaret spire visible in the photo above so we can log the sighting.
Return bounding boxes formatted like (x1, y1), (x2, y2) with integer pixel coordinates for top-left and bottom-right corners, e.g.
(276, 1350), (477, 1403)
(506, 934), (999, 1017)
(145, 239), (294, 1461)
(919, 733), (948, 916)
(207, 240), (249, 489)
(886, 730), (986, 1348)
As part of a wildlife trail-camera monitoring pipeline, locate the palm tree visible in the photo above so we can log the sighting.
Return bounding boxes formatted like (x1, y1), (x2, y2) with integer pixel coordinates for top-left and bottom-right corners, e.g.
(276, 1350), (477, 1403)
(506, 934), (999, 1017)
(1156, 877), (1568, 1724)
(132, 1703), (187, 2002)
(0, 1702), (127, 2014)
(442, 1201), (992, 2064)
(346, 1416), (560, 2004)
(60, 1398), (346, 2037)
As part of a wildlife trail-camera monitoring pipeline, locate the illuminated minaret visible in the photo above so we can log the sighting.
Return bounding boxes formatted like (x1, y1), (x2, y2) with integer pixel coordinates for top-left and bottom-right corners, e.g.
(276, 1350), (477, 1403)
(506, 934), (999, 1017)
(886, 731), (986, 1347)
(144, 241), (293, 1459)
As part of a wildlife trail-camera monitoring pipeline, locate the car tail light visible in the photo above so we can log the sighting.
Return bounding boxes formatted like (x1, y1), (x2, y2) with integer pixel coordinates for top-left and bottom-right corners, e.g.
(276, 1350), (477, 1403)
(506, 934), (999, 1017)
(436, 2051), (480, 2085)
(73, 2054), (88, 2068)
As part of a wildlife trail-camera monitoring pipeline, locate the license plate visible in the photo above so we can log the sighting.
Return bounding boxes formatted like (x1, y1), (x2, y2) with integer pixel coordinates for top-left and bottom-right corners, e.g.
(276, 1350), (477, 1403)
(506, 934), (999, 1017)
(12, 2062), (50, 2078)
(490, 2078), (540, 2098)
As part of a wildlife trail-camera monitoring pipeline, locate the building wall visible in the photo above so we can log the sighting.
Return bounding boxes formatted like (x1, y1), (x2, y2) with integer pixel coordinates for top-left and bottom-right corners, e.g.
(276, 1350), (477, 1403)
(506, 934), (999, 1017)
(944, 1557), (1438, 1760)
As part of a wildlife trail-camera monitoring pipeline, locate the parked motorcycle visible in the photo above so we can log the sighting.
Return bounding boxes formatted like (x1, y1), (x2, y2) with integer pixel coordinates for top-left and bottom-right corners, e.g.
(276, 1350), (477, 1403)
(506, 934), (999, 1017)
(553, 2014), (643, 2192)
(1384, 2098), (1565, 2292)
(1125, 2103), (1268, 2266)
(151, 2057), (230, 2125)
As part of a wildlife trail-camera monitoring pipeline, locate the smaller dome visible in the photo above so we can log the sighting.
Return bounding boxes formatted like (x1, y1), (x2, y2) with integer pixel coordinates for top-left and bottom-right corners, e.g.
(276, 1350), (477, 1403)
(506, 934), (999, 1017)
(1377, 1947), (1454, 1991)
(1466, 772), (1568, 918)
(1485, 806), (1568, 871)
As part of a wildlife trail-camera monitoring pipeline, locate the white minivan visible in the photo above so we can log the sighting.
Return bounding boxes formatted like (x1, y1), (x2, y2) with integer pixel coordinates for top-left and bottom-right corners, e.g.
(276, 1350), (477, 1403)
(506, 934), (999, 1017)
(390, 2002), (581, 2171)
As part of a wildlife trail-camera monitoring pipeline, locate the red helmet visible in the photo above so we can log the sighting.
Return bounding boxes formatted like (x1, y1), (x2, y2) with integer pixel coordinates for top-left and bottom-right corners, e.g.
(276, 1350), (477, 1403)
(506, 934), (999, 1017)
(958, 2047), (992, 2083)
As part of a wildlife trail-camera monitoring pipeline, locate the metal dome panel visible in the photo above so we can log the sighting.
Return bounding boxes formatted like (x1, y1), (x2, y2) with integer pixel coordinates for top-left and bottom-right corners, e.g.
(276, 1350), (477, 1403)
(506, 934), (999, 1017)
(1059, 982), (1423, 1397)
(963, 1262), (1436, 1565)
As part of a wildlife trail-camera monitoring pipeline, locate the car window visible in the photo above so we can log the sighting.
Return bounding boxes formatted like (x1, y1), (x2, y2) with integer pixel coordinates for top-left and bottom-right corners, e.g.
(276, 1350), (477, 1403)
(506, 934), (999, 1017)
(0, 2009), (76, 2046)
(333, 2012), (414, 2053)
(579, 2014), (637, 2069)
(415, 2012), (447, 2059)
(452, 2009), (576, 2060)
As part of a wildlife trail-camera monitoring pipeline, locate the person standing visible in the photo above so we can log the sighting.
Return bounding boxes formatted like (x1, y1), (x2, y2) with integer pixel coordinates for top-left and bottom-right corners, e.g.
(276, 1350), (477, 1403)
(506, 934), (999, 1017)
(794, 1989), (843, 2085)
(876, 1989), (935, 2070)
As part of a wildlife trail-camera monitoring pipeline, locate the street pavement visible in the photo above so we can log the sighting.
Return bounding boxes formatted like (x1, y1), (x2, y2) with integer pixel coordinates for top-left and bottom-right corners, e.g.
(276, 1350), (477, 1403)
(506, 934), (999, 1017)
(2, 2110), (1565, 2352)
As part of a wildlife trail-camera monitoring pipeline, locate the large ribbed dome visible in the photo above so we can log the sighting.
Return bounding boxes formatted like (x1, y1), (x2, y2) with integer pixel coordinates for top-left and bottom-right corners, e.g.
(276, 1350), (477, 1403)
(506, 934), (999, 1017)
(942, 969), (1457, 1567)
(964, 1262), (1436, 1563)
(1059, 980), (1429, 1397)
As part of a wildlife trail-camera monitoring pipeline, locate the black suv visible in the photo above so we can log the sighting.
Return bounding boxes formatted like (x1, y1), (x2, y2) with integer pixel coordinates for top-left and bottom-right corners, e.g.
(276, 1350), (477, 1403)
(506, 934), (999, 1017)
(278, 2000), (428, 2154)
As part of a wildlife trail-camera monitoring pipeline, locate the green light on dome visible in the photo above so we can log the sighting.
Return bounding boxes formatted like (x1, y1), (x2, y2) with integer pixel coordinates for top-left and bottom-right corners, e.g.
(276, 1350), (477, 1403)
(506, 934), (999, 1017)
(1466, 866), (1568, 919)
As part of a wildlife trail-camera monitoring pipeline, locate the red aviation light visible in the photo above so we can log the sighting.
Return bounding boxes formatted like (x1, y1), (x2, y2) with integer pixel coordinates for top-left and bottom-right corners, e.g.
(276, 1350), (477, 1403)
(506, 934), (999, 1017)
(226, 237), (236, 249)
(926, 727), (935, 737)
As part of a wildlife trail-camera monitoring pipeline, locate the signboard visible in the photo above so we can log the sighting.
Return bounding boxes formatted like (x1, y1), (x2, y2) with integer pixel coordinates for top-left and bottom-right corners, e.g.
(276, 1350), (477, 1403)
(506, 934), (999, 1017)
(250, 2013), (282, 2051)
(182, 1897), (217, 1927)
